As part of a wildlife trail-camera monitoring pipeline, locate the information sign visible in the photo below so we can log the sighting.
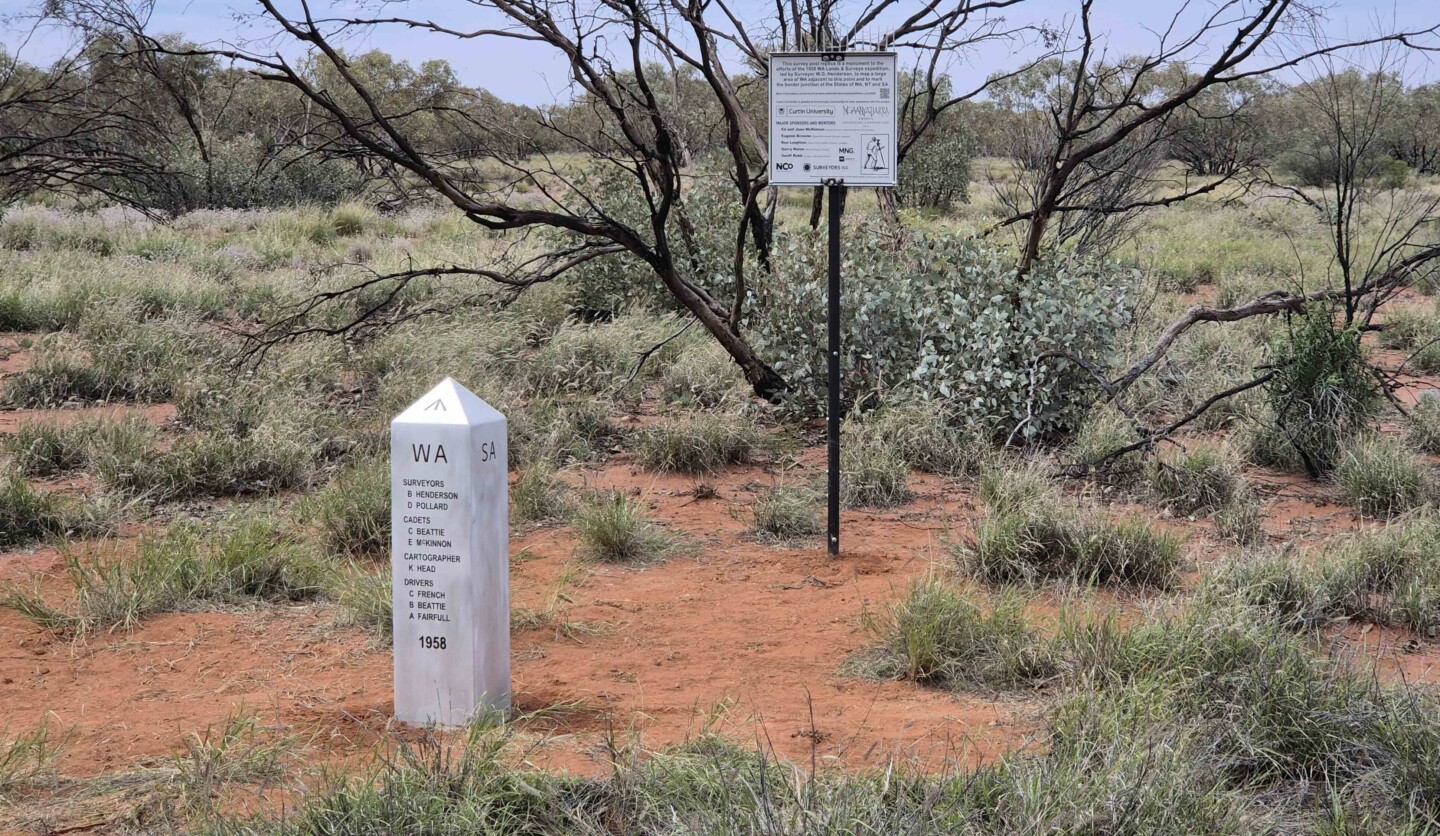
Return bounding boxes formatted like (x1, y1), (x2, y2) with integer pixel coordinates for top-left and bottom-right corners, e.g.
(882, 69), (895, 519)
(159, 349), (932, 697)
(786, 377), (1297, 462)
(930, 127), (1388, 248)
(768, 52), (898, 187)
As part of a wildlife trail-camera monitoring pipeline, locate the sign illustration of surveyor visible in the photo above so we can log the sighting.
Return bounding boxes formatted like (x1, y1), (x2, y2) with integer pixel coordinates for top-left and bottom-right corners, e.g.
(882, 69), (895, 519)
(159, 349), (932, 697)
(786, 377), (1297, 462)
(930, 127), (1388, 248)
(863, 135), (888, 172)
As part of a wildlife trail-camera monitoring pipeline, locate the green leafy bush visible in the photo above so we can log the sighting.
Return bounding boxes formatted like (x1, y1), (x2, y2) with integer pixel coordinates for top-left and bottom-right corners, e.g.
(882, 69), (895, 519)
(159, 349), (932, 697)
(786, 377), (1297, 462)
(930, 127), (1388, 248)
(895, 99), (974, 210)
(1264, 309), (1381, 475)
(753, 228), (1135, 438)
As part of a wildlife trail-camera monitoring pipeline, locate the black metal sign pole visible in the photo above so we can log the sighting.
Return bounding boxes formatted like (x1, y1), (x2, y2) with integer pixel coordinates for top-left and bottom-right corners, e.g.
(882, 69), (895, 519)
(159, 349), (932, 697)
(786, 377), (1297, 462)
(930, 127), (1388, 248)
(826, 181), (843, 556)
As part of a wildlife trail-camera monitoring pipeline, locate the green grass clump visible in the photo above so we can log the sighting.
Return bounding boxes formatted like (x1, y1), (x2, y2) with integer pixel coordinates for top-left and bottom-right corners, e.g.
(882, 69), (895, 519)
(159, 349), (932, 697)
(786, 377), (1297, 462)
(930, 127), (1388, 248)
(855, 578), (1057, 689)
(574, 492), (674, 563)
(1333, 435), (1434, 518)
(1377, 303), (1433, 350)
(2, 420), (93, 477)
(959, 474), (1181, 589)
(509, 398), (619, 466)
(331, 564), (392, 643)
(1405, 393), (1440, 454)
(511, 460), (574, 524)
(329, 204), (376, 237)
(634, 415), (760, 475)
(750, 485), (820, 541)
(94, 425), (316, 502)
(1064, 602), (1440, 815)
(838, 421), (913, 508)
(2, 311), (196, 406)
(1066, 404), (1142, 473)
(1212, 488), (1266, 545)
(1205, 517), (1440, 634)
(1145, 442), (1243, 516)
(659, 340), (745, 407)
(4, 519), (324, 634)
(311, 459), (390, 556)
(163, 711), (291, 816)
(853, 400), (989, 477)
(0, 717), (67, 801)
(0, 468), (110, 549)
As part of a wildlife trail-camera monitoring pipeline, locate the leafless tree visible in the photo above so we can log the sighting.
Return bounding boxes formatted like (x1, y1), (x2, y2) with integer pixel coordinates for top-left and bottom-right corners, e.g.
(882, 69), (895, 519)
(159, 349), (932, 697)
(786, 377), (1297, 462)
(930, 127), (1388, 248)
(59, 0), (1045, 398)
(1069, 35), (1440, 469)
(985, 0), (1439, 278)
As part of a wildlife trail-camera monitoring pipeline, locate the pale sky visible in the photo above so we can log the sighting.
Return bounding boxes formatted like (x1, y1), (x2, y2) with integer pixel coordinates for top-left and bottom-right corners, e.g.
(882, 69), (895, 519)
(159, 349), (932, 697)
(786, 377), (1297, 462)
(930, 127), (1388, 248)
(7, 0), (1439, 105)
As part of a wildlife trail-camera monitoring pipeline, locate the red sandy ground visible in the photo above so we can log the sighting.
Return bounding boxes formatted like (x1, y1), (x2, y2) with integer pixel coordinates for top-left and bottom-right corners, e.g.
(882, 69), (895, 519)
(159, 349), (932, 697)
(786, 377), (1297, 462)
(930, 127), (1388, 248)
(4, 326), (1440, 800)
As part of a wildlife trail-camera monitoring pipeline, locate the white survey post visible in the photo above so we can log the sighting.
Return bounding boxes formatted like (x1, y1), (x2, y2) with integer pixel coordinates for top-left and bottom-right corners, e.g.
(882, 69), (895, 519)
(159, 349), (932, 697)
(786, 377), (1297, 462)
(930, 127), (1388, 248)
(390, 377), (509, 726)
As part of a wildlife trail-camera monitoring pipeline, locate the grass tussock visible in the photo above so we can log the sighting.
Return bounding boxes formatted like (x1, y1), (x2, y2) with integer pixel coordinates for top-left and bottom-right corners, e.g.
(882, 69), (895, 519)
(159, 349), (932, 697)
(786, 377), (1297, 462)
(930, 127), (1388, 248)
(331, 563), (392, 643)
(1333, 434), (1435, 518)
(161, 711), (291, 815)
(0, 717), (67, 801)
(839, 420), (913, 508)
(574, 492), (676, 564)
(213, 600), (1440, 832)
(634, 414), (760, 475)
(511, 460), (574, 524)
(1212, 487), (1267, 545)
(1406, 393), (1440, 454)
(0, 467), (114, 549)
(4, 519), (325, 635)
(853, 400), (990, 477)
(852, 578), (1058, 690)
(311, 458), (390, 556)
(960, 465), (1182, 589)
(1, 420), (93, 477)
(750, 485), (821, 541)
(1205, 515), (1440, 635)
(1145, 442), (1244, 516)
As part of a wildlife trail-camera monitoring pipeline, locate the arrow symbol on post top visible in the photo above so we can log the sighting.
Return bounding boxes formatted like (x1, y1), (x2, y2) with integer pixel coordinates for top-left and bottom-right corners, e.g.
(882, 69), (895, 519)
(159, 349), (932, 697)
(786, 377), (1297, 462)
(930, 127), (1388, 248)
(424, 398), (446, 412)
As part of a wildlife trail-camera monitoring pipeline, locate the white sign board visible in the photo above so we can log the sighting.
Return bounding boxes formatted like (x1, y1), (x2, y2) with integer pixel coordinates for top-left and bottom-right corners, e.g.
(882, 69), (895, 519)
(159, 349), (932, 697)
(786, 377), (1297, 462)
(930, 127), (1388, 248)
(768, 52), (898, 187)
(391, 377), (509, 726)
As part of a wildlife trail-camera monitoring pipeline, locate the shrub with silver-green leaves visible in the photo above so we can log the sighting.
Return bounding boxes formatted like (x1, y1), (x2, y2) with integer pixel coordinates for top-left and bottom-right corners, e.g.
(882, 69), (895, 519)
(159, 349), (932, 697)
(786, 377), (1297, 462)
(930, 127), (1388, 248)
(753, 228), (1135, 438)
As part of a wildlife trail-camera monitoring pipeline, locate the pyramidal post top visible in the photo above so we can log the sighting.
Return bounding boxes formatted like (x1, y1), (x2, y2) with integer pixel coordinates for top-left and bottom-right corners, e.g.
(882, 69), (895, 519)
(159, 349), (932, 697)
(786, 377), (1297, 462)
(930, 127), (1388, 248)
(392, 377), (505, 426)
